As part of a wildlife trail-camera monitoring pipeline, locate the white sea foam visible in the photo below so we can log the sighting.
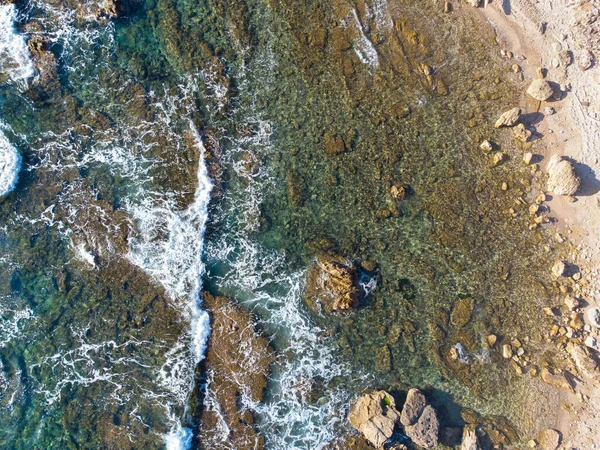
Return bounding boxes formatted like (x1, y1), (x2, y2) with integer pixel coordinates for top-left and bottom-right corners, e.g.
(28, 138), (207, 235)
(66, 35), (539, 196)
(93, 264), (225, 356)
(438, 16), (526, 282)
(0, 128), (21, 197)
(350, 9), (379, 69)
(0, 4), (34, 84)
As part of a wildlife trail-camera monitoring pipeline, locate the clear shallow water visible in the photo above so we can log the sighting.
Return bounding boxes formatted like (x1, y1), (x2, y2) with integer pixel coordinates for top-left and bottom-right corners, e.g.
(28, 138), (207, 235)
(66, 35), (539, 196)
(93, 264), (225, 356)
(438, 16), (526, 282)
(0, 0), (562, 448)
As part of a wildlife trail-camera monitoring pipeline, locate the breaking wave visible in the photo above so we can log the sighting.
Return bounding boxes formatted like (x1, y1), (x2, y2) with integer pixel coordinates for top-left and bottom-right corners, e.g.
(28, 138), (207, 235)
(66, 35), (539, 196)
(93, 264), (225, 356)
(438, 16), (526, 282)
(0, 3), (34, 84)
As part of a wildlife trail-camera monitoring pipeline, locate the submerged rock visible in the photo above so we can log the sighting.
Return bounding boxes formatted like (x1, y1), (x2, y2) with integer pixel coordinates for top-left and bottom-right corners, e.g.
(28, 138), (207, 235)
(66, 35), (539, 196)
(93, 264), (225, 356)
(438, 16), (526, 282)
(546, 155), (580, 196)
(348, 390), (401, 448)
(199, 292), (275, 449)
(450, 298), (474, 328)
(494, 107), (521, 128)
(0, 130), (21, 197)
(512, 123), (531, 143)
(527, 80), (555, 101)
(541, 368), (572, 391)
(305, 255), (359, 313)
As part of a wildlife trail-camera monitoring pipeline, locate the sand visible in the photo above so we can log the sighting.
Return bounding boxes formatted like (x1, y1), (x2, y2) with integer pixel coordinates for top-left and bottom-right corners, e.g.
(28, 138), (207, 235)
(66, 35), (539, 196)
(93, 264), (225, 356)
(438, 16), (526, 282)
(458, 0), (600, 447)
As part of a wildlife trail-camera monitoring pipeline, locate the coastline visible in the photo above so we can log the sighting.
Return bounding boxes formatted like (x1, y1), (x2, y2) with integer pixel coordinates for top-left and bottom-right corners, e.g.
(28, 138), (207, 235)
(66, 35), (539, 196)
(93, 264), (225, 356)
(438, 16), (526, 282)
(469, 0), (600, 447)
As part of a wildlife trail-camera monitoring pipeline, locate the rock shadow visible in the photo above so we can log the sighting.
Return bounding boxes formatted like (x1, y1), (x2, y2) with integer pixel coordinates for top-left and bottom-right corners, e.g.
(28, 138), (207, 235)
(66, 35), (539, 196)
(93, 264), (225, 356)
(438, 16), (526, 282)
(565, 157), (600, 196)
(502, 0), (511, 15)
(520, 112), (544, 126)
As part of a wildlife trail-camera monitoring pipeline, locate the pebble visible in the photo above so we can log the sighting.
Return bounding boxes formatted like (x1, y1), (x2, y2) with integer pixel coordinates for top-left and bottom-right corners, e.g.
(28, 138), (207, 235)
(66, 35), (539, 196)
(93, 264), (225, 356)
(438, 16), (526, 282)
(502, 343), (513, 359)
(480, 140), (493, 152)
(552, 58), (560, 68)
(523, 152), (533, 165)
(512, 64), (521, 73)
(501, 182), (508, 191)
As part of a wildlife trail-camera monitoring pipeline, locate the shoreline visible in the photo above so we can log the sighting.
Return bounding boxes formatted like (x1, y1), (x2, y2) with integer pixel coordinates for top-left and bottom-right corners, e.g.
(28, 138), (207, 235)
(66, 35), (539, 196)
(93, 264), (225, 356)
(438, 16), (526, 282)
(470, 0), (600, 447)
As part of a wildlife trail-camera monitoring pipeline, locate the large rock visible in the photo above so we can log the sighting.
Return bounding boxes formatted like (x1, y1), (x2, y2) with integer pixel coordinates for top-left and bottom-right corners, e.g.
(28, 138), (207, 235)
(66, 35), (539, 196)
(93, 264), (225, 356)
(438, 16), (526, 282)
(569, 344), (600, 382)
(546, 155), (580, 196)
(527, 79), (555, 101)
(537, 429), (561, 450)
(450, 298), (474, 328)
(348, 391), (401, 448)
(461, 425), (480, 450)
(305, 255), (359, 313)
(400, 388), (427, 426)
(405, 405), (440, 449)
(494, 107), (521, 128)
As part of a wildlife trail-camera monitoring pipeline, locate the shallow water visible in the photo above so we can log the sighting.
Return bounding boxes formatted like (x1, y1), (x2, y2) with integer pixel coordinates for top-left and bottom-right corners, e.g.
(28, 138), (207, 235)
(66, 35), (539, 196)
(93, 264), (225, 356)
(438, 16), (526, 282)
(0, 0), (564, 448)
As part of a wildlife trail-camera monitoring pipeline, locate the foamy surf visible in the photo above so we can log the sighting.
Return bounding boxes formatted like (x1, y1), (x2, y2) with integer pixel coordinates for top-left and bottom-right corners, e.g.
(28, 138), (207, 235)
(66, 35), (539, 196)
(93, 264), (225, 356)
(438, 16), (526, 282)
(0, 127), (21, 197)
(0, 4), (34, 84)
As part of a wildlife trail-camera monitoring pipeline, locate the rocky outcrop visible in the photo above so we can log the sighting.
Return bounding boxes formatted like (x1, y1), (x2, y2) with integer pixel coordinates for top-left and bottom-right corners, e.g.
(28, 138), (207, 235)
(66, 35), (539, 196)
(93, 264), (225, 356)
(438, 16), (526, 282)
(494, 107), (521, 128)
(401, 389), (439, 448)
(198, 292), (275, 450)
(305, 255), (359, 313)
(546, 155), (580, 196)
(348, 391), (401, 448)
(526, 79), (555, 101)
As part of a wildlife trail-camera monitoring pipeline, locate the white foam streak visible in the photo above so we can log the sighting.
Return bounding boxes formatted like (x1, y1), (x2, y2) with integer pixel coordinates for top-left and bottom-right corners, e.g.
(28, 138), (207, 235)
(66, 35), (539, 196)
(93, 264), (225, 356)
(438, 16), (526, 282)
(351, 9), (379, 69)
(0, 126), (22, 197)
(0, 4), (34, 84)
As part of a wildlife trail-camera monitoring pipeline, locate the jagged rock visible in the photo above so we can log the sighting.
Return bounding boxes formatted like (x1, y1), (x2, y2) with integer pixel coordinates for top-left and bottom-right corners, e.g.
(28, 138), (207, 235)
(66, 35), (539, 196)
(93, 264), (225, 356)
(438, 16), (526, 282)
(199, 292), (275, 449)
(578, 49), (594, 71)
(348, 391), (401, 448)
(588, 307), (600, 328)
(546, 155), (580, 196)
(552, 260), (567, 277)
(450, 298), (474, 328)
(527, 80), (554, 101)
(569, 344), (600, 382)
(541, 368), (572, 390)
(405, 405), (440, 449)
(494, 107), (521, 128)
(513, 123), (531, 142)
(305, 255), (359, 313)
(461, 425), (480, 450)
(537, 429), (561, 450)
(400, 388), (427, 426)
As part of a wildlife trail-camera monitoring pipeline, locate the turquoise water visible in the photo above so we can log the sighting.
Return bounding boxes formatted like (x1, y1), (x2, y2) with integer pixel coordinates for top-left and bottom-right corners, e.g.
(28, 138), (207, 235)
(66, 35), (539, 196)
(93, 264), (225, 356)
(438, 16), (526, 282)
(0, 0), (563, 448)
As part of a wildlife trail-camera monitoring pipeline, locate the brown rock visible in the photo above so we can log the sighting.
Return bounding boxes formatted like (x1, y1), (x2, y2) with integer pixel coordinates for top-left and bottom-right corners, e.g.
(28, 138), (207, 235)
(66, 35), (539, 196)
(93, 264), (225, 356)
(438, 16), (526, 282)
(305, 255), (359, 313)
(540, 368), (572, 391)
(537, 429), (561, 450)
(451, 298), (475, 328)
(551, 260), (567, 277)
(569, 344), (600, 382)
(513, 124), (532, 143)
(495, 107), (521, 128)
(348, 391), (401, 448)
(324, 132), (346, 155)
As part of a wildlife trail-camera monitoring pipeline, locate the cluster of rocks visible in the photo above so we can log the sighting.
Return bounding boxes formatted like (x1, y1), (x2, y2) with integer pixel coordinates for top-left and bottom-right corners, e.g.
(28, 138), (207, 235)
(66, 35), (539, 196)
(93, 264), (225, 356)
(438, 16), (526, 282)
(348, 389), (441, 449)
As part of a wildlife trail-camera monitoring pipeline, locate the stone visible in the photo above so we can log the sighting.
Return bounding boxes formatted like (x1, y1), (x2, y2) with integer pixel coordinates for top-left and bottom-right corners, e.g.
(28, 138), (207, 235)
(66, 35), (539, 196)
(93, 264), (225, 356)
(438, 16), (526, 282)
(487, 334), (497, 347)
(405, 405), (439, 449)
(552, 260), (567, 277)
(492, 152), (507, 166)
(401, 388), (427, 426)
(323, 132), (346, 155)
(536, 67), (545, 78)
(461, 425), (479, 450)
(305, 255), (359, 313)
(480, 140), (493, 152)
(467, 0), (481, 6)
(547, 156), (580, 195)
(502, 344), (513, 359)
(451, 298), (474, 328)
(557, 50), (573, 68)
(537, 429), (561, 450)
(523, 152), (533, 165)
(390, 184), (410, 200)
(588, 307), (600, 328)
(569, 344), (600, 382)
(541, 368), (572, 390)
(495, 107), (521, 128)
(564, 296), (580, 310)
(529, 204), (539, 216)
(348, 390), (401, 448)
(526, 80), (554, 101)
(578, 49), (594, 71)
(585, 335), (600, 352)
(513, 124), (532, 142)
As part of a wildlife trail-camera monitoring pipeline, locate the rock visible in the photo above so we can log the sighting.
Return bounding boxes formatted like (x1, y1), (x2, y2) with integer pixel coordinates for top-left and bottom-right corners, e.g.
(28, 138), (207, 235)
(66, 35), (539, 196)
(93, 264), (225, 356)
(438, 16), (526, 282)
(536, 67), (545, 78)
(492, 152), (507, 166)
(526, 80), (554, 101)
(348, 390), (401, 448)
(0, 131), (21, 197)
(98, 0), (120, 17)
(461, 425), (479, 450)
(513, 124), (532, 143)
(305, 255), (359, 313)
(487, 334), (497, 347)
(495, 107), (521, 128)
(390, 184), (410, 200)
(529, 204), (539, 216)
(557, 50), (573, 68)
(547, 155), (580, 196)
(451, 298), (474, 328)
(323, 132), (346, 155)
(401, 389), (427, 426)
(552, 260), (567, 277)
(537, 429), (561, 450)
(578, 49), (594, 71)
(502, 343), (513, 359)
(405, 405), (440, 449)
(588, 307), (600, 328)
(585, 335), (600, 352)
(541, 368), (572, 390)
(467, 0), (481, 6)
(523, 152), (533, 165)
(564, 296), (580, 310)
(480, 140), (493, 152)
(569, 344), (600, 382)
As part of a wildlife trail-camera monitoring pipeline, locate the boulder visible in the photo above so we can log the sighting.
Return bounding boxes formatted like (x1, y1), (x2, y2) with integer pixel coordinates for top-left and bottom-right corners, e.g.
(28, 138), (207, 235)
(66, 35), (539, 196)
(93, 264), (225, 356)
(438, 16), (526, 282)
(537, 429), (561, 450)
(546, 155), (580, 196)
(400, 388), (427, 426)
(348, 391), (401, 448)
(551, 260), (567, 277)
(527, 80), (555, 101)
(461, 425), (480, 450)
(305, 255), (359, 313)
(569, 344), (600, 382)
(405, 405), (440, 449)
(494, 107), (521, 128)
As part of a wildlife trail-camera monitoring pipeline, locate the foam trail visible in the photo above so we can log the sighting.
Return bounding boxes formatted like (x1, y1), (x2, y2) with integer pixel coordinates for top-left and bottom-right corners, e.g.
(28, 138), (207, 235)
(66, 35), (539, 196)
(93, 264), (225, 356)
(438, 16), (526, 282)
(0, 127), (22, 197)
(0, 4), (34, 84)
